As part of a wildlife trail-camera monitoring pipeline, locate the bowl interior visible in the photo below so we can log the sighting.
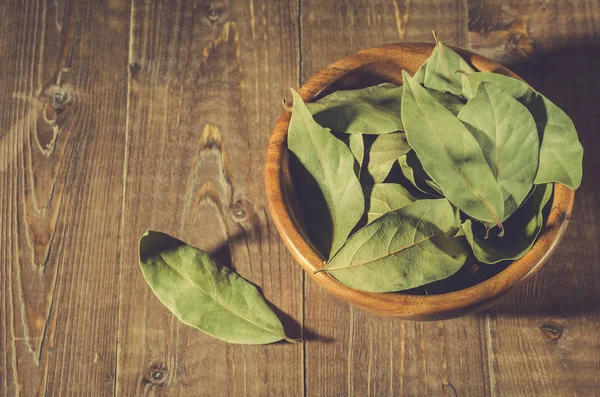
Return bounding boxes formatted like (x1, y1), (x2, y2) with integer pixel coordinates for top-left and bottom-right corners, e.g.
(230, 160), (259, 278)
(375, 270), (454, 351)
(266, 43), (575, 319)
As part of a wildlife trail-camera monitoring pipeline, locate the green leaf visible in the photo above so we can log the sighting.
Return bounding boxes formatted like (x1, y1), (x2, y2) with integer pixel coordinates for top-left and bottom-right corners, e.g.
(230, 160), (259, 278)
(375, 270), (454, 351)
(427, 88), (465, 116)
(365, 183), (417, 223)
(317, 199), (469, 292)
(424, 38), (472, 96)
(401, 70), (505, 229)
(288, 89), (365, 257)
(139, 231), (299, 344)
(462, 183), (553, 264)
(459, 59), (477, 100)
(473, 73), (583, 190)
(398, 151), (442, 197)
(413, 59), (428, 84)
(458, 81), (539, 220)
(348, 134), (364, 173)
(306, 83), (404, 135)
(365, 132), (411, 183)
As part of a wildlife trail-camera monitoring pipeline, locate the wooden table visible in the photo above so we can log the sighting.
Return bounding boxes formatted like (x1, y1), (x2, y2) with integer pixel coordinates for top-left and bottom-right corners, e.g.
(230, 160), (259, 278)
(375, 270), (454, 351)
(1, 1), (599, 396)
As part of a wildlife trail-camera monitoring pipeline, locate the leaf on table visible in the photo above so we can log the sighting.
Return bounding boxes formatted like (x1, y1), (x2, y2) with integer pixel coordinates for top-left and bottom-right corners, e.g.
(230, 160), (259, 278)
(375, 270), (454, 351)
(473, 72), (583, 190)
(288, 89), (365, 257)
(306, 83), (404, 135)
(365, 183), (417, 223)
(139, 231), (299, 344)
(401, 70), (505, 228)
(398, 151), (442, 198)
(423, 35), (472, 96)
(461, 183), (553, 264)
(458, 81), (539, 220)
(365, 132), (411, 183)
(317, 199), (469, 292)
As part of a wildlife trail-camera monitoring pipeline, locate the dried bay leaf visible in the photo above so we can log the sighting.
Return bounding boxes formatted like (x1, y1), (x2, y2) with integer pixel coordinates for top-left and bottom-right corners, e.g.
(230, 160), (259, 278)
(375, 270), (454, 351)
(459, 58), (478, 100)
(458, 82), (539, 220)
(365, 132), (411, 183)
(473, 72), (583, 190)
(401, 71), (505, 228)
(365, 183), (417, 223)
(347, 133), (364, 175)
(306, 83), (404, 135)
(427, 88), (465, 116)
(139, 231), (299, 344)
(413, 59), (428, 84)
(317, 199), (469, 292)
(423, 36), (474, 96)
(462, 183), (553, 264)
(288, 89), (365, 257)
(398, 151), (442, 198)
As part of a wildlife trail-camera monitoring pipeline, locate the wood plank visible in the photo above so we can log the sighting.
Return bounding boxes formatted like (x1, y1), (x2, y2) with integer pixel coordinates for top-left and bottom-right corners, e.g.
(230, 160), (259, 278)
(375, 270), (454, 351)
(299, 1), (493, 396)
(465, 1), (600, 391)
(116, 1), (302, 395)
(0, 0), (130, 395)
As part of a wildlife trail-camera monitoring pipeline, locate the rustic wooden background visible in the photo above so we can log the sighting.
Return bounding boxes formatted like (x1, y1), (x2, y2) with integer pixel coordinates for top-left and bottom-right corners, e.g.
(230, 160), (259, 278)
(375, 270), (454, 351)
(1, 0), (599, 396)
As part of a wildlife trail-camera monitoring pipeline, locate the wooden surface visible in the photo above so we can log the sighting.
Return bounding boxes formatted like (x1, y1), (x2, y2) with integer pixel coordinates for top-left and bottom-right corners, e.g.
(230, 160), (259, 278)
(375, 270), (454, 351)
(1, 0), (598, 396)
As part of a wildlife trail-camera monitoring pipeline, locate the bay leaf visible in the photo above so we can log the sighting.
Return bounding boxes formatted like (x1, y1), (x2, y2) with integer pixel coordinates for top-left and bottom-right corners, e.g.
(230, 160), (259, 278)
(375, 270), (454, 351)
(458, 81), (539, 220)
(473, 72), (583, 190)
(459, 58), (478, 100)
(365, 132), (411, 183)
(317, 199), (469, 292)
(425, 179), (443, 195)
(424, 37), (473, 96)
(288, 89), (365, 257)
(401, 70), (505, 228)
(365, 183), (417, 223)
(139, 231), (299, 344)
(348, 133), (364, 174)
(462, 183), (553, 264)
(427, 88), (465, 116)
(306, 83), (404, 135)
(413, 59), (428, 84)
(398, 151), (442, 197)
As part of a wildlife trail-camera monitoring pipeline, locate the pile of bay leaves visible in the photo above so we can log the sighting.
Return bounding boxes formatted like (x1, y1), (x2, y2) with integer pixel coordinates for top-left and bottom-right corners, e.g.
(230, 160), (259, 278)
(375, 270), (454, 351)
(288, 39), (583, 293)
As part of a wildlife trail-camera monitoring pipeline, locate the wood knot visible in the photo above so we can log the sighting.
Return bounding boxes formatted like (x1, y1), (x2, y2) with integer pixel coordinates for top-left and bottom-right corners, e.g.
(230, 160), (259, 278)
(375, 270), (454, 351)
(42, 84), (74, 113)
(206, 3), (226, 25)
(143, 363), (169, 386)
(37, 83), (75, 154)
(199, 124), (222, 150)
(129, 62), (141, 76)
(540, 322), (563, 343)
(230, 199), (254, 222)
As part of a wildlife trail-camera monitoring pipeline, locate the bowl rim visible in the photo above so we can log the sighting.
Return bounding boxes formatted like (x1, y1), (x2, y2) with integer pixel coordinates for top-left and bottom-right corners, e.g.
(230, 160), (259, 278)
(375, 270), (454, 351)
(265, 42), (575, 320)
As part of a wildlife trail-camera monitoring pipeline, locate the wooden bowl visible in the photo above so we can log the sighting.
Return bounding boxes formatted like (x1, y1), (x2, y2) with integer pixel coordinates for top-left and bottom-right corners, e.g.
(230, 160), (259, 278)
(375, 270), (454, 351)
(265, 43), (575, 320)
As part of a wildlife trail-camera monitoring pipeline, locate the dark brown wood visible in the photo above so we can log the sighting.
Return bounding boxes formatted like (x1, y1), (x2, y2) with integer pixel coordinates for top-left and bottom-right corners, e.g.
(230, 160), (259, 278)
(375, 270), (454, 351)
(466, 1), (600, 394)
(0, 0), (130, 395)
(116, 0), (302, 396)
(1, 0), (599, 396)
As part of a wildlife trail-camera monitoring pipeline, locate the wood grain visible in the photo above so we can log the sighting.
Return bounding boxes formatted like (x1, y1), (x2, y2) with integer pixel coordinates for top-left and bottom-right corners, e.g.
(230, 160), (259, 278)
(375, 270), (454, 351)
(1, 0), (599, 396)
(0, 0), (130, 395)
(116, 1), (302, 396)
(464, 1), (600, 395)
